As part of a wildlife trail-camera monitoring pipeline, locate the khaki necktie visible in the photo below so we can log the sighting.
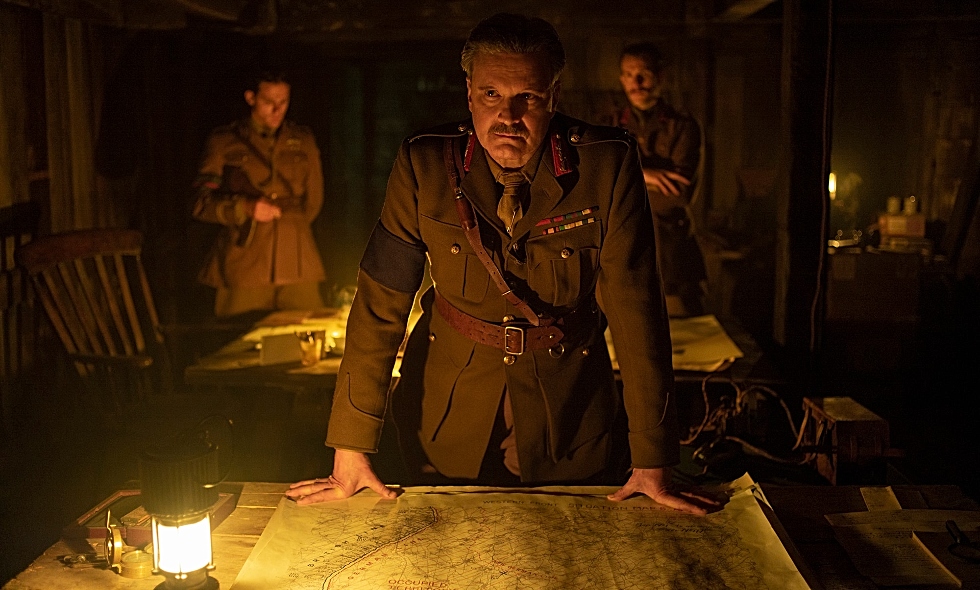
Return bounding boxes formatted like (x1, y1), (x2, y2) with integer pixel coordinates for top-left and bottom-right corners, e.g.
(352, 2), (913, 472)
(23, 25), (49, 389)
(497, 170), (526, 235)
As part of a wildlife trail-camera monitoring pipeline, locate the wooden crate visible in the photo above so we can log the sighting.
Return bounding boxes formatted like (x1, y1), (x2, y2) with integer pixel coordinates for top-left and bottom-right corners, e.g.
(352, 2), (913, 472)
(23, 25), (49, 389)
(801, 396), (890, 485)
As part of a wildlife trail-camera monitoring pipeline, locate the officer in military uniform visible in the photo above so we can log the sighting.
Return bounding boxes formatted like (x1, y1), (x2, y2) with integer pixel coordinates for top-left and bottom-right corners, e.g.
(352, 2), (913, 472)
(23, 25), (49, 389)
(193, 70), (326, 317)
(616, 43), (707, 317)
(288, 14), (717, 515)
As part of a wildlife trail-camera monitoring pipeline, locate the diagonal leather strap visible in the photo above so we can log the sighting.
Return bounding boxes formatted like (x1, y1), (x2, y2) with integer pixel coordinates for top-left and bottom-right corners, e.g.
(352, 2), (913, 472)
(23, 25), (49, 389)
(443, 137), (552, 327)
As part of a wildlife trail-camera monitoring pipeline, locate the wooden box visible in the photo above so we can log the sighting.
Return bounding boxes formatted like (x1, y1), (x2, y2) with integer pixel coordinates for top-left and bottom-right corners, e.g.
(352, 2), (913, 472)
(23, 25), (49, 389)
(801, 396), (890, 485)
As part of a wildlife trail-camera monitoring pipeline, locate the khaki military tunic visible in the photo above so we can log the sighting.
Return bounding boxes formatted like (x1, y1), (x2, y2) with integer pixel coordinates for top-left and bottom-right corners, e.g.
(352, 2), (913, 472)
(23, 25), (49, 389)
(617, 101), (706, 304)
(326, 113), (679, 482)
(193, 119), (326, 290)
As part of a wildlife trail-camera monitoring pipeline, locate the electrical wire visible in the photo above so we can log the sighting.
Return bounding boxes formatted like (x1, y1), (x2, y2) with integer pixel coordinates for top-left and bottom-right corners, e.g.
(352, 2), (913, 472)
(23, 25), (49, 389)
(717, 436), (809, 465)
(681, 375), (818, 467)
(680, 373), (741, 445)
(681, 375), (801, 446)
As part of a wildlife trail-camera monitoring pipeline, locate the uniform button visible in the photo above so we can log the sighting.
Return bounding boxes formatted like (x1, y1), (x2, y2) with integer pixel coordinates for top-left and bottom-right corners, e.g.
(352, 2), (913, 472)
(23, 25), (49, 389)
(458, 124), (467, 132)
(570, 134), (581, 143)
(450, 244), (461, 254)
(560, 247), (573, 258)
(581, 348), (590, 357)
(503, 354), (516, 365)
(428, 333), (436, 342)
(502, 315), (514, 322)
(270, 192), (278, 200)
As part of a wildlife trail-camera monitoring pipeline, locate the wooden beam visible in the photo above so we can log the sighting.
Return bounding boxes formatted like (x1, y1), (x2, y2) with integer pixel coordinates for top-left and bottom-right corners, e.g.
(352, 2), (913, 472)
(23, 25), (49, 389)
(772, 0), (833, 377)
(715, 0), (780, 22)
(171, 0), (247, 21)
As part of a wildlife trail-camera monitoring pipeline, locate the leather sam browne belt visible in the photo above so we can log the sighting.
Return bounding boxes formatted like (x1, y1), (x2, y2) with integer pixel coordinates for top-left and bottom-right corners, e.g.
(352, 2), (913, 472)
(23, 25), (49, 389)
(434, 290), (564, 355)
(438, 136), (598, 358)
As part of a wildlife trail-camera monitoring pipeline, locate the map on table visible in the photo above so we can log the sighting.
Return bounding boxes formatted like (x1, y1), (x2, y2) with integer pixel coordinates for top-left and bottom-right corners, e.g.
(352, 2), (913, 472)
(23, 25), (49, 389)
(229, 474), (811, 590)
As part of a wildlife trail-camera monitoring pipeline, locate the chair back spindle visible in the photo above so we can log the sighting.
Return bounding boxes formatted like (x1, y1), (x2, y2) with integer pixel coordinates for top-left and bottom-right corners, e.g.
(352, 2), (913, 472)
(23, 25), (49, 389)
(17, 229), (169, 421)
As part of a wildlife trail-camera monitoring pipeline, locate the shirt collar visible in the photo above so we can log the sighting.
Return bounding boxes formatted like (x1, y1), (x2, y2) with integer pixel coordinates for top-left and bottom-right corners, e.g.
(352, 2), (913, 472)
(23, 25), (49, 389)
(249, 117), (280, 140)
(630, 99), (663, 127)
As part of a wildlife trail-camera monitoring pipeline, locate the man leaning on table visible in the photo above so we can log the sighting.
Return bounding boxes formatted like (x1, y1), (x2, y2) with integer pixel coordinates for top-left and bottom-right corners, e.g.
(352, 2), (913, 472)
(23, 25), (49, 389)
(287, 13), (717, 515)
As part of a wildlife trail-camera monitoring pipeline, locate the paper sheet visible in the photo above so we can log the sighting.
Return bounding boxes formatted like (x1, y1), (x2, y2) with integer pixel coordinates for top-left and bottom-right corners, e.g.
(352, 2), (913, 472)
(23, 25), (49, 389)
(827, 509), (980, 586)
(860, 486), (902, 511)
(826, 509), (980, 531)
(229, 474), (810, 590)
(832, 526), (959, 586)
(242, 319), (347, 343)
(607, 314), (745, 373)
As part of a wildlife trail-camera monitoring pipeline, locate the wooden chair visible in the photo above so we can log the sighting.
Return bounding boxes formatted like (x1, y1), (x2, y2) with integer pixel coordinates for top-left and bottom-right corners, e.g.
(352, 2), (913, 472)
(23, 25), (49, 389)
(16, 228), (175, 424)
(1, 201), (42, 442)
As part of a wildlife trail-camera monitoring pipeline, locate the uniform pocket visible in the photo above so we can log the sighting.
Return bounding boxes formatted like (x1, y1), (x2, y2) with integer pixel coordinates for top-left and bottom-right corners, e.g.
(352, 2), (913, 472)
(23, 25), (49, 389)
(526, 221), (601, 308)
(419, 214), (490, 303)
(277, 148), (310, 184)
(532, 340), (615, 460)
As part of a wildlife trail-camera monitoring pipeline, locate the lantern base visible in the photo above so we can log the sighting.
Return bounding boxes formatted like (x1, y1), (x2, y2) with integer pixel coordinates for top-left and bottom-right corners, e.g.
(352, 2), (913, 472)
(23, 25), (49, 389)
(154, 569), (219, 590)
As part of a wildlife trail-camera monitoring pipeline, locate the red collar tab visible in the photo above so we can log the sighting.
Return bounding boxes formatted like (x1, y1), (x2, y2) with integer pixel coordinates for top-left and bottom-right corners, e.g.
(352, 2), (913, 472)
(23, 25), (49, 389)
(551, 133), (573, 177)
(464, 132), (476, 172)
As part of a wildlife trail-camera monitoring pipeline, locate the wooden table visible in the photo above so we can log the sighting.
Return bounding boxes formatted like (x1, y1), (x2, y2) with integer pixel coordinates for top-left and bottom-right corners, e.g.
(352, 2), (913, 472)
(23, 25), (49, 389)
(761, 483), (980, 590)
(184, 336), (344, 392)
(5, 482), (978, 589)
(183, 311), (776, 392)
(181, 310), (784, 481)
(2, 482), (282, 590)
(180, 312), (346, 482)
(182, 307), (421, 392)
(180, 309), (407, 483)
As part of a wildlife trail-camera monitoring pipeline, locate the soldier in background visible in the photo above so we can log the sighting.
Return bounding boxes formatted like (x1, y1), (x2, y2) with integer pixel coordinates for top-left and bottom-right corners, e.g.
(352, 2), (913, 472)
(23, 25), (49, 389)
(616, 43), (706, 317)
(192, 69), (326, 317)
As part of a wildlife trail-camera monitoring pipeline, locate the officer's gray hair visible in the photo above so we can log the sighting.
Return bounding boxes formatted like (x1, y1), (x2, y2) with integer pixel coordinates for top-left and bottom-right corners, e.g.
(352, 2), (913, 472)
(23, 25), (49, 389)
(460, 13), (566, 86)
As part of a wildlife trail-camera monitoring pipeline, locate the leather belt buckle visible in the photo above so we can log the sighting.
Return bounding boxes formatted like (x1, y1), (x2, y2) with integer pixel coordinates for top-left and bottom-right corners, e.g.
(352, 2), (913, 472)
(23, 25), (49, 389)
(503, 325), (526, 355)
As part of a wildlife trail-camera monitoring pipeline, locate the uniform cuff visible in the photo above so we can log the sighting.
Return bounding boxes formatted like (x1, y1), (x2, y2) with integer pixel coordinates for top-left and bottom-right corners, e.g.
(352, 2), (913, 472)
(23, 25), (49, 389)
(324, 412), (383, 453)
(628, 427), (681, 469)
(325, 384), (385, 452)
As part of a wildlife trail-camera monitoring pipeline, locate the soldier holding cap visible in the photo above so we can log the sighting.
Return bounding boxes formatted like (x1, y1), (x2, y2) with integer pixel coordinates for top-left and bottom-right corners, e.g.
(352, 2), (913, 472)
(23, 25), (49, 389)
(193, 69), (326, 317)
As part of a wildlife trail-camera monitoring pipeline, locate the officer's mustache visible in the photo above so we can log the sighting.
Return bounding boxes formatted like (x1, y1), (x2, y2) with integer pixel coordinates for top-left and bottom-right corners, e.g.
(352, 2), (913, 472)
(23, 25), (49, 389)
(489, 123), (529, 139)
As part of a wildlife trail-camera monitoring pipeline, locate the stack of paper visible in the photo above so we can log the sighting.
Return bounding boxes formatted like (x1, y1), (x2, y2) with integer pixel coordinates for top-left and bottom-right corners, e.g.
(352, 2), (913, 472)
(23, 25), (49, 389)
(607, 314), (744, 373)
(826, 488), (980, 587)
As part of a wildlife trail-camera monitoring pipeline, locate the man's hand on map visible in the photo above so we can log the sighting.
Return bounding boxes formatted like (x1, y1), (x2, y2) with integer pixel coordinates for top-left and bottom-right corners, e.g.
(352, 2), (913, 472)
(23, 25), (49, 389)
(607, 466), (722, 515)
(286, 449), (399, 504)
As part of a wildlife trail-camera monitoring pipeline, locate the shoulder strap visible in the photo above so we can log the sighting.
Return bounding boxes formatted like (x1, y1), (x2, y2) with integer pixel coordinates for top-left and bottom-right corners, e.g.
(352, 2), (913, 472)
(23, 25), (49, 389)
(442, 137), (551, 327)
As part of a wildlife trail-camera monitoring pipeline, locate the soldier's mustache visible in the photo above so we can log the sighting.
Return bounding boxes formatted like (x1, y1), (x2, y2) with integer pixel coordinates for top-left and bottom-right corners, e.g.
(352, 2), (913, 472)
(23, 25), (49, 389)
(489, 124), (529, 139)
